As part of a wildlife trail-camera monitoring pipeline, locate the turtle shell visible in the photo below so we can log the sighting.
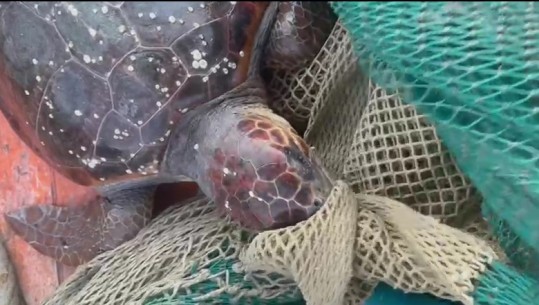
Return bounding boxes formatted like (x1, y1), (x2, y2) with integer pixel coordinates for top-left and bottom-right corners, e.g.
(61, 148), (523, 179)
(0, 1), (268, 187)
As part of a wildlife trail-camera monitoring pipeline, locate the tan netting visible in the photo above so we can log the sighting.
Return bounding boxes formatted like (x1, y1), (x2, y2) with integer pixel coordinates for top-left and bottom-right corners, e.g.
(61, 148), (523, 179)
(241, 183), (498, 305)
(42, 196), (301, 305)
(43, 21), (505, 305)
(0, 242), (25, 305)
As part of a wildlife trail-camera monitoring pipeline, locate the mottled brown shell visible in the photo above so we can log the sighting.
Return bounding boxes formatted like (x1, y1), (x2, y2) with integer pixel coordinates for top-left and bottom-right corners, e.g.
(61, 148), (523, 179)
(0, 1), (267, 186)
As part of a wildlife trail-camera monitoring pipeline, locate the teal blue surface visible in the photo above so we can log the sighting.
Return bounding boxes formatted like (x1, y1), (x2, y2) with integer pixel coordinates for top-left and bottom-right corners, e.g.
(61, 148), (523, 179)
(366, 284), (460, 305)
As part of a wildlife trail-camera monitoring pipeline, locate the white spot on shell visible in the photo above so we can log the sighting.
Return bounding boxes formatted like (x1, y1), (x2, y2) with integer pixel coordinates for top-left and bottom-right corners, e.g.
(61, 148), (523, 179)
(89, 28), (97, 37)
(83, 54), (91, 63)
(49, 61), (54, 66)
(68, 41), (74, 48)
(101, 6), (108, 14)
(187, 6), (194, 12)
(127, 65), (134, 71)
(118, 25), (126, 33)
(222, 68), (229, 75)
(98, 56), (103, 61)
(181, 107), (189, 113)
(239, 51), (245, 57)
(138, 12), (143, 18)
(175, 80), (182, 86)
(168, 16), (176, 23)
(99, 40), (104, 45)
(149, 12), (156, 19)
(193, 22), (200, 28)
(191, 50), (202, 60)
(193, 143), (199, 150)
(32, 58), (38, 65)
(87, 159), (99, 168)
(80, 146), (87, 151)
(126, 169), (133, 174)
(178, 19), (185, 24)
(137, 120), (143, 125)
(68, 150), (73, 155)
(36, 75), (42, 82)
(93, 113), (99, 119)
(156, 25), (161, 31)
(223, 167), (230, 175)
(200, 4), (206, 8)
(74, 110), (83, 116)
(249, 191), (255, 197)
(24, 90), (30, 95)
(156, 101), (162, 107)
(192, 61), (200, 69)
(199, 59), (208, 69)
(67, 4), (78, 16)
(202, 76), (209, 82)
(99, 177), (106, 181)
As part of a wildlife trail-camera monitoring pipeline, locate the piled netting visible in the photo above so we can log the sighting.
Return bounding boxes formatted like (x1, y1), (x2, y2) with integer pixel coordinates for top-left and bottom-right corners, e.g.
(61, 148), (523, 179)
(42, 5), (539, 305)
(330, 1), (539, 276)
(0, 241), (25, 305)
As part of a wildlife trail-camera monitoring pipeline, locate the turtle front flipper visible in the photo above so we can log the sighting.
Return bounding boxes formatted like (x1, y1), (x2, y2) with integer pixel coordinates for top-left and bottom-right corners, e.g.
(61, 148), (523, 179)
(4, 186), (155, 266)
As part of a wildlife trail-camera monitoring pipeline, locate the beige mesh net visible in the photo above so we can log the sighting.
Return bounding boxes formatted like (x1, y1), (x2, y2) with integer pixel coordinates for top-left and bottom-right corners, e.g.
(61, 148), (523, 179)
(0, 242), (25, 305)
(42, 22), (505, 305)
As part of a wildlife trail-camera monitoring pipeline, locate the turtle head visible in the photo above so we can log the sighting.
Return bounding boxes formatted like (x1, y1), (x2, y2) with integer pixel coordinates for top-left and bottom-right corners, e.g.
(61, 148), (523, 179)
(161, 88), (332, 231)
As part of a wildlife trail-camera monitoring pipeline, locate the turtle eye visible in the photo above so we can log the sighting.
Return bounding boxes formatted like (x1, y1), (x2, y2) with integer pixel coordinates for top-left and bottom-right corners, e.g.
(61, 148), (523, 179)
(313, 198), (324, 208)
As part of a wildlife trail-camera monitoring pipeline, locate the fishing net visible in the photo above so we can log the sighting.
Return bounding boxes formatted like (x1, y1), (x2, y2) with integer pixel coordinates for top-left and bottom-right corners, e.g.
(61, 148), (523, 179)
(41, 2), (539, 305)
(0, 241), (25, 305)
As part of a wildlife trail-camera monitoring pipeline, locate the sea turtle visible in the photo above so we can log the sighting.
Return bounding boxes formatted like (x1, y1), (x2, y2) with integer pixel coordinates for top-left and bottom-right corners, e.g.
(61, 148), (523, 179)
(0, 1), (335, 266)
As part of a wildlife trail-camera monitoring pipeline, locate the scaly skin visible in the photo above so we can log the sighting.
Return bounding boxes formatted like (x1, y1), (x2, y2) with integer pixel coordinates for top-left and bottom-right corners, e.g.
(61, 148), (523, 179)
(5, 186), (154, 266)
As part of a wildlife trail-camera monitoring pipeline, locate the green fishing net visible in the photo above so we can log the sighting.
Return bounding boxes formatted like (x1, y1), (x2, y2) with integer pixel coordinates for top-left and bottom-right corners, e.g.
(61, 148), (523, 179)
(330, 1), (539, 275)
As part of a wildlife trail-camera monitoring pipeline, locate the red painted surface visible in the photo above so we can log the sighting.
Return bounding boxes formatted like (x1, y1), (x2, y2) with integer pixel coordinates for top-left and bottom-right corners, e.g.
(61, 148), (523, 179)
(0, 112), (200, 305)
